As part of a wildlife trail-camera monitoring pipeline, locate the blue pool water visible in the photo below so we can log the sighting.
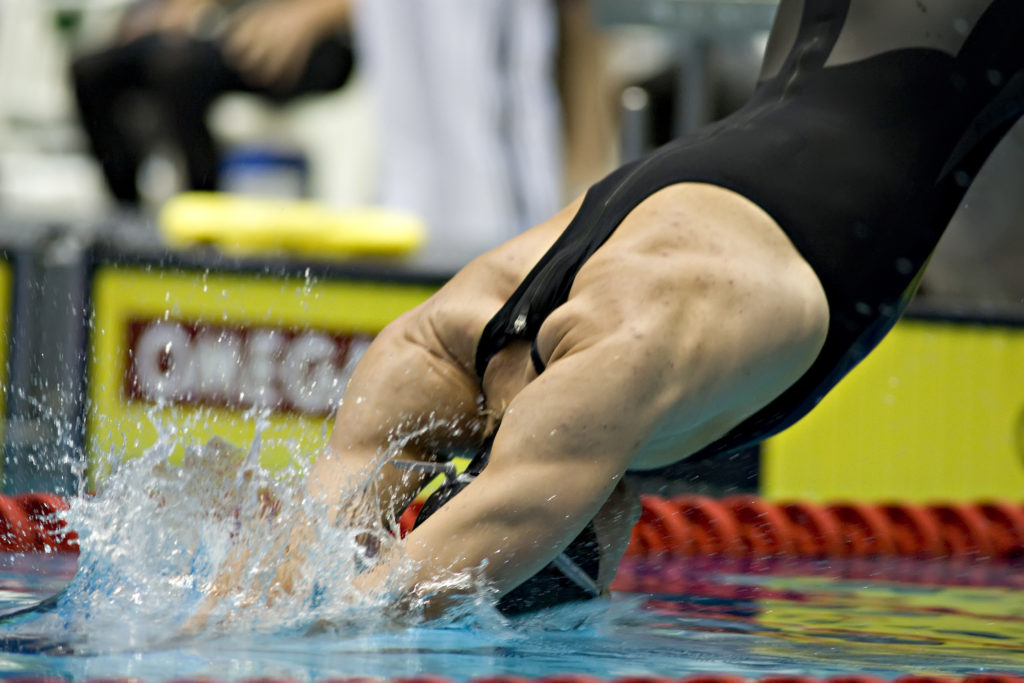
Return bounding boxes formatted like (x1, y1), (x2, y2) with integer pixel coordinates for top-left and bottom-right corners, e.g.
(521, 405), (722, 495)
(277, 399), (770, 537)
(2, 552), (1023, 681)
(2, 438), (1020, 681)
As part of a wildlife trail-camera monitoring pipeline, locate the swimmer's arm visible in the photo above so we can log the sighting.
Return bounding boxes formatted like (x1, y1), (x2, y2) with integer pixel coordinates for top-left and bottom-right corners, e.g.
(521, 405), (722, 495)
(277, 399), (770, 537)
(119, 0), (213, 41)
(184, 300), (491, 631)
(355, 336), (652, 614)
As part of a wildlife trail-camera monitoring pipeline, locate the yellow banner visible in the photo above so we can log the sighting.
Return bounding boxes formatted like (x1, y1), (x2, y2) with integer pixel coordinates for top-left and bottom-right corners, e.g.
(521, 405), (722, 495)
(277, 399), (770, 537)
(763, 319), (1024, 502)
(88, 266), (437, 487)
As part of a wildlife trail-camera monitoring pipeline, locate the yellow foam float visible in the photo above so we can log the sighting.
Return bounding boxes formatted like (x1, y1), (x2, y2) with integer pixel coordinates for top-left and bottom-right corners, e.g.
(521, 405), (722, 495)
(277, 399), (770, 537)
(159, 192), (427, 258)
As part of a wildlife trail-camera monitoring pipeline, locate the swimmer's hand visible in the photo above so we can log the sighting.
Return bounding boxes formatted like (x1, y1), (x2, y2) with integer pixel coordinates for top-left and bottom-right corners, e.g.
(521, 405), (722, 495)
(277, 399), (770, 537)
(179, 523), (309, 636)
(149, 436), (280, 521)
(119, 0), (214, 43)
(155, 435), (294, 637)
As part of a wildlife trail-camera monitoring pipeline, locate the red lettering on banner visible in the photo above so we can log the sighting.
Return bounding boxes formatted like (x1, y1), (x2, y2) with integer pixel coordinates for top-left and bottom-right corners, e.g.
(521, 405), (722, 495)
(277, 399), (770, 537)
(124, 319), (372, 416)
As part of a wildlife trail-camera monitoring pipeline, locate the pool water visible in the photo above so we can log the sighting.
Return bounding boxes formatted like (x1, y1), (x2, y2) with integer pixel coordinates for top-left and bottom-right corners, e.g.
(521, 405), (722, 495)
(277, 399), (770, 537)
(2, 438), (1020, 681)
(2, 552), (1022, 681)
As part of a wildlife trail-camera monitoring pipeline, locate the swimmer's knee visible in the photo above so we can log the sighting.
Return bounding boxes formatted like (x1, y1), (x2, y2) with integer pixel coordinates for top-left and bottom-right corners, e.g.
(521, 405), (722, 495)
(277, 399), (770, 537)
(785, 263), (831, 361)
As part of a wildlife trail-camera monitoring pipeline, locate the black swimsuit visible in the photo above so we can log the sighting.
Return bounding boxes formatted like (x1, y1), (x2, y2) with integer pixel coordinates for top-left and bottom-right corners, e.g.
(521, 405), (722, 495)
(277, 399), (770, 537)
(477, 0), (1024, 459)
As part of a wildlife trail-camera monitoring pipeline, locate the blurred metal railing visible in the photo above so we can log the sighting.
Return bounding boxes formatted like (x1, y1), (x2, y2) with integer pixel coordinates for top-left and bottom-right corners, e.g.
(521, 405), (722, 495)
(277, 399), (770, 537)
(592, 0), (777, 32)
(593, 0), (779, 152)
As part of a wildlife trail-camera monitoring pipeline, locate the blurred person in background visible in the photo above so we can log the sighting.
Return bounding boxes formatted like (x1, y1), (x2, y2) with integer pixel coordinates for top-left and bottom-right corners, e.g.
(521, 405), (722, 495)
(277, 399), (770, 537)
(70, 0), (354, 207)
(355, 0), (564, 260)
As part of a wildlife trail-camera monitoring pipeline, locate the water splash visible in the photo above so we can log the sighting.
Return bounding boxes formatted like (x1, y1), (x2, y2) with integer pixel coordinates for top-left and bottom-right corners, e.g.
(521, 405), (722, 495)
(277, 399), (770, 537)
(0, 402), (630, 660)
(34, 412), (506, 654)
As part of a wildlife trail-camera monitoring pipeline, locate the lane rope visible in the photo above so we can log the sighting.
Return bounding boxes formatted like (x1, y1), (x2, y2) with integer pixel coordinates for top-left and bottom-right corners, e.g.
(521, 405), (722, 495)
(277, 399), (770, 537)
(1, 674), (1022, 683)
(2, 492), (1021, 563)
(622, 495), (1024, 561)
(0, 493), (77, 553)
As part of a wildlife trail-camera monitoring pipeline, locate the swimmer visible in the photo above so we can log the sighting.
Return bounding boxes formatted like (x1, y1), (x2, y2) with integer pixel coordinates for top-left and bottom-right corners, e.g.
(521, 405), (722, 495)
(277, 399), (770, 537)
(72, 0), (353, 204)
(203, 0), (1024, 619)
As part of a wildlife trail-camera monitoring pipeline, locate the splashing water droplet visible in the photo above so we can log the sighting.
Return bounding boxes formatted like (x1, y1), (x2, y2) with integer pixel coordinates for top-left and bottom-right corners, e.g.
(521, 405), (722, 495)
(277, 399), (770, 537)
(44, 411), (502, 652)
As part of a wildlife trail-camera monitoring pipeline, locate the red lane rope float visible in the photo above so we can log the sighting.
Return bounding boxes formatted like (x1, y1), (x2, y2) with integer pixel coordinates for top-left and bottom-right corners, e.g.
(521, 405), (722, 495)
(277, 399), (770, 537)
(675, 496), (746, 557)
(4, 490), (1024, 564)
(4, 675), (1020, 683)
(0, 492), (77, 553)
(759, 677), (823, 683)
(778, 500), (845, 557)
(720, 495), (796, 556)
(877, 503), (945, 558)
(977, 501), (1024, 558)
(826, 502), (898, 557)
(0, 495), (32, 552)
(927, 503), (995, 558)
(15, 492), (78, 552)
(235, 679), (1024, 683)
(624, 495), (1024, 561)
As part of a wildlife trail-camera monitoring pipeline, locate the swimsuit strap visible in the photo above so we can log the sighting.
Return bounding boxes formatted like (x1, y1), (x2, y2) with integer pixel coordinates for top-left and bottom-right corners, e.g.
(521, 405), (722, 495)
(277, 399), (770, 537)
(474, 162), (641, 381)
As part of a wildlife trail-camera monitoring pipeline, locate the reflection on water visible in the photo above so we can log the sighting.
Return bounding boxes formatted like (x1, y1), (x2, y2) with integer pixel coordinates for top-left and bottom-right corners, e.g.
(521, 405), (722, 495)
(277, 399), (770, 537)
(2, 552), (1023, 680)
(618, 556), (1024, 676)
